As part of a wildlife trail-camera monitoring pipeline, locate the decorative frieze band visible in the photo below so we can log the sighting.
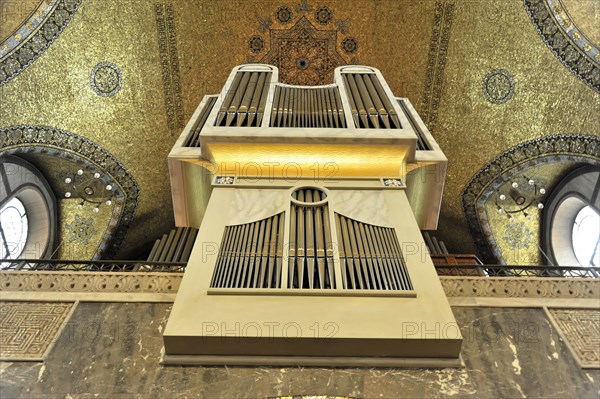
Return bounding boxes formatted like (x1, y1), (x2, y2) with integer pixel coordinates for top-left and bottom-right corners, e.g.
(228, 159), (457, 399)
(1, 273), (598, 306)
(441, 277), (599, 298)
(0, 272), (181, 294)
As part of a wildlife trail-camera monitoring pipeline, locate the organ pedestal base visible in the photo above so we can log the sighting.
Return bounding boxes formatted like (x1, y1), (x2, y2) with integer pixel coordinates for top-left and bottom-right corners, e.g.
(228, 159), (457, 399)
(160, 352), (463, 368)
(162, 180), (462, 366)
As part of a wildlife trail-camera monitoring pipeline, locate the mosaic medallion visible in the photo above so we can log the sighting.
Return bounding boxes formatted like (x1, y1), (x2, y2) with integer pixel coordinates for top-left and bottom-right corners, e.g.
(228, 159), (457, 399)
(315, 6), (333, 25)
(275, 6), (293, 24)
(341, 37), (358, 54)
(482, 69), (514, 104)
(66, 216), (97, 245)
(261, 17), (345, 85)
(503, 222), (532, 250)
(248, 35), (265, 53)
(90, 62), (122, 97)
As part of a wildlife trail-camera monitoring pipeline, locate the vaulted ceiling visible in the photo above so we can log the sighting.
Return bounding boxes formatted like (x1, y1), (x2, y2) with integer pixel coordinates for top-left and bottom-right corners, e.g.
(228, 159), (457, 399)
(1, 0), (598, 261)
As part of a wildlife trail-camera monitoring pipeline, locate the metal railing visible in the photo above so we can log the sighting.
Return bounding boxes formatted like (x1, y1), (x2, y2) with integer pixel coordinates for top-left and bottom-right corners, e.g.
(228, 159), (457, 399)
(435, 265), (600, 278)
(0, 259), (186, 272)
(2, 260), (599, 278)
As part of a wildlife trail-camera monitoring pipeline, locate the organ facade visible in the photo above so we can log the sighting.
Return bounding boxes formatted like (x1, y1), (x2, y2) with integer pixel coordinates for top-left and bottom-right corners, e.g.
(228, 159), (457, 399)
(163, 64), (461, 366)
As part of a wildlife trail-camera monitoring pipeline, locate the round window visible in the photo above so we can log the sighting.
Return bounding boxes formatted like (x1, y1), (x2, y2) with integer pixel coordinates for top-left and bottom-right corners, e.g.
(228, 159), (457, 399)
(542, 165), (600, 267)
(0, 155), (57, 268)
(0, 198), (29, 260)
(572, 206), (600, 267)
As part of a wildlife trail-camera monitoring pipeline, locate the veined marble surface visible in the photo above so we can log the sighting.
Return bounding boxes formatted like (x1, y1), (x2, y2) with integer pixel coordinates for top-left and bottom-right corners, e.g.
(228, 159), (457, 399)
(331, 190), (394, 228)
(226, 189), (396, 228)
(0, 304), (598, 398)
(227, 189), (288, 226)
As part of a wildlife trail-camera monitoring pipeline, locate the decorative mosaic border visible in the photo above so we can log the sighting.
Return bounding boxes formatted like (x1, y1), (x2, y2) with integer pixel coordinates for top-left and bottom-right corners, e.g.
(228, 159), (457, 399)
(524, 0), (600, 93)
(421, 1), (455, 132)
(155, 3), (184, 131)
(0, 0), (82, 86)
(0, 0), (56, 58)
(0, 125), (140, 259)
(461, 134), (600, 263)
(546, 0), (600, 60)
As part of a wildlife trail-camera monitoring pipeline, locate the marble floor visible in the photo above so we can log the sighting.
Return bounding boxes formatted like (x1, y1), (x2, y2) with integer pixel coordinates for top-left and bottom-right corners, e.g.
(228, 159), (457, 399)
(0, 303), (598, 398)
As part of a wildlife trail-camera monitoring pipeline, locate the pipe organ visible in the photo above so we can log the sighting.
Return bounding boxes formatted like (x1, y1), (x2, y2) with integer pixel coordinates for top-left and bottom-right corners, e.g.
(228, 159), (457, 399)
(270, 86), (347, 128)
(211, 212), (285, 289)
(215, 70), (272, 128)
(163, 65), (461, 367)
(289, 188), (335, 289)
(342, 72), (401, 129)
(335, 214), (413, 291)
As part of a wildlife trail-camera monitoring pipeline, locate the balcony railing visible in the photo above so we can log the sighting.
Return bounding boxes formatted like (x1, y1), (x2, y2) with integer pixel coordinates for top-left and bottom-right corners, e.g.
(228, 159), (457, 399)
(0, 259), (186, 272)
(2, 259), (599, 278)
(435, 264), (600, 278)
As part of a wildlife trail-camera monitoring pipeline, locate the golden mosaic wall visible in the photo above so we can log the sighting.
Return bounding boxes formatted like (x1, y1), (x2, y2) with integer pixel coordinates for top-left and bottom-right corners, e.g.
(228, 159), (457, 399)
(0, 0), (44, 42)
(1, 0), (598, 260)
(484, 162), (581, 265)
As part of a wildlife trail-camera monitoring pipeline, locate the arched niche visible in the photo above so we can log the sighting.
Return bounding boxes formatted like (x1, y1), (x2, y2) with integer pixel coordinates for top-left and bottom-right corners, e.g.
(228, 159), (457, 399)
(462, 134), (599, 264)
(1, 125), (140, 259)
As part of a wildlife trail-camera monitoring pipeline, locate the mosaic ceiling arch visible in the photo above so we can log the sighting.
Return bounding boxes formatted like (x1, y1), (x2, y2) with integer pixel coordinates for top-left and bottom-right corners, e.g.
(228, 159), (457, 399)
(0, 125), (140, 259)
(246, 0), (360, 85)
(461, 134), (600, 264)
(0, 0), (598, 261)
(0, 0), (81, 86)
(524, 0), (600, 93)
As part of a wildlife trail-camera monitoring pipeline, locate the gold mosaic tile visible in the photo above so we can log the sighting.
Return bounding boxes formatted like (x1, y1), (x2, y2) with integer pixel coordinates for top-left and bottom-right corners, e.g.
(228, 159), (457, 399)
(1, 0), (599, 260)
(269, 396), (354, 399)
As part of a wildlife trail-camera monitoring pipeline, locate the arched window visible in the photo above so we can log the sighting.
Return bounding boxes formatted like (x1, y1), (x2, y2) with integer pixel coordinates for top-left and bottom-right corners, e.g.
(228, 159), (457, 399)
(542, 165), (600, 268)
(0, 156), (57, 269)
(572, 206), (600, 267)
(0, 198), (29, 261)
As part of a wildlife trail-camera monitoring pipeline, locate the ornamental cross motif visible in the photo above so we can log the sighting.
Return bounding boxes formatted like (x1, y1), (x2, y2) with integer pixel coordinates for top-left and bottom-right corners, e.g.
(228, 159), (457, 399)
(246, 1), (359, 86)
